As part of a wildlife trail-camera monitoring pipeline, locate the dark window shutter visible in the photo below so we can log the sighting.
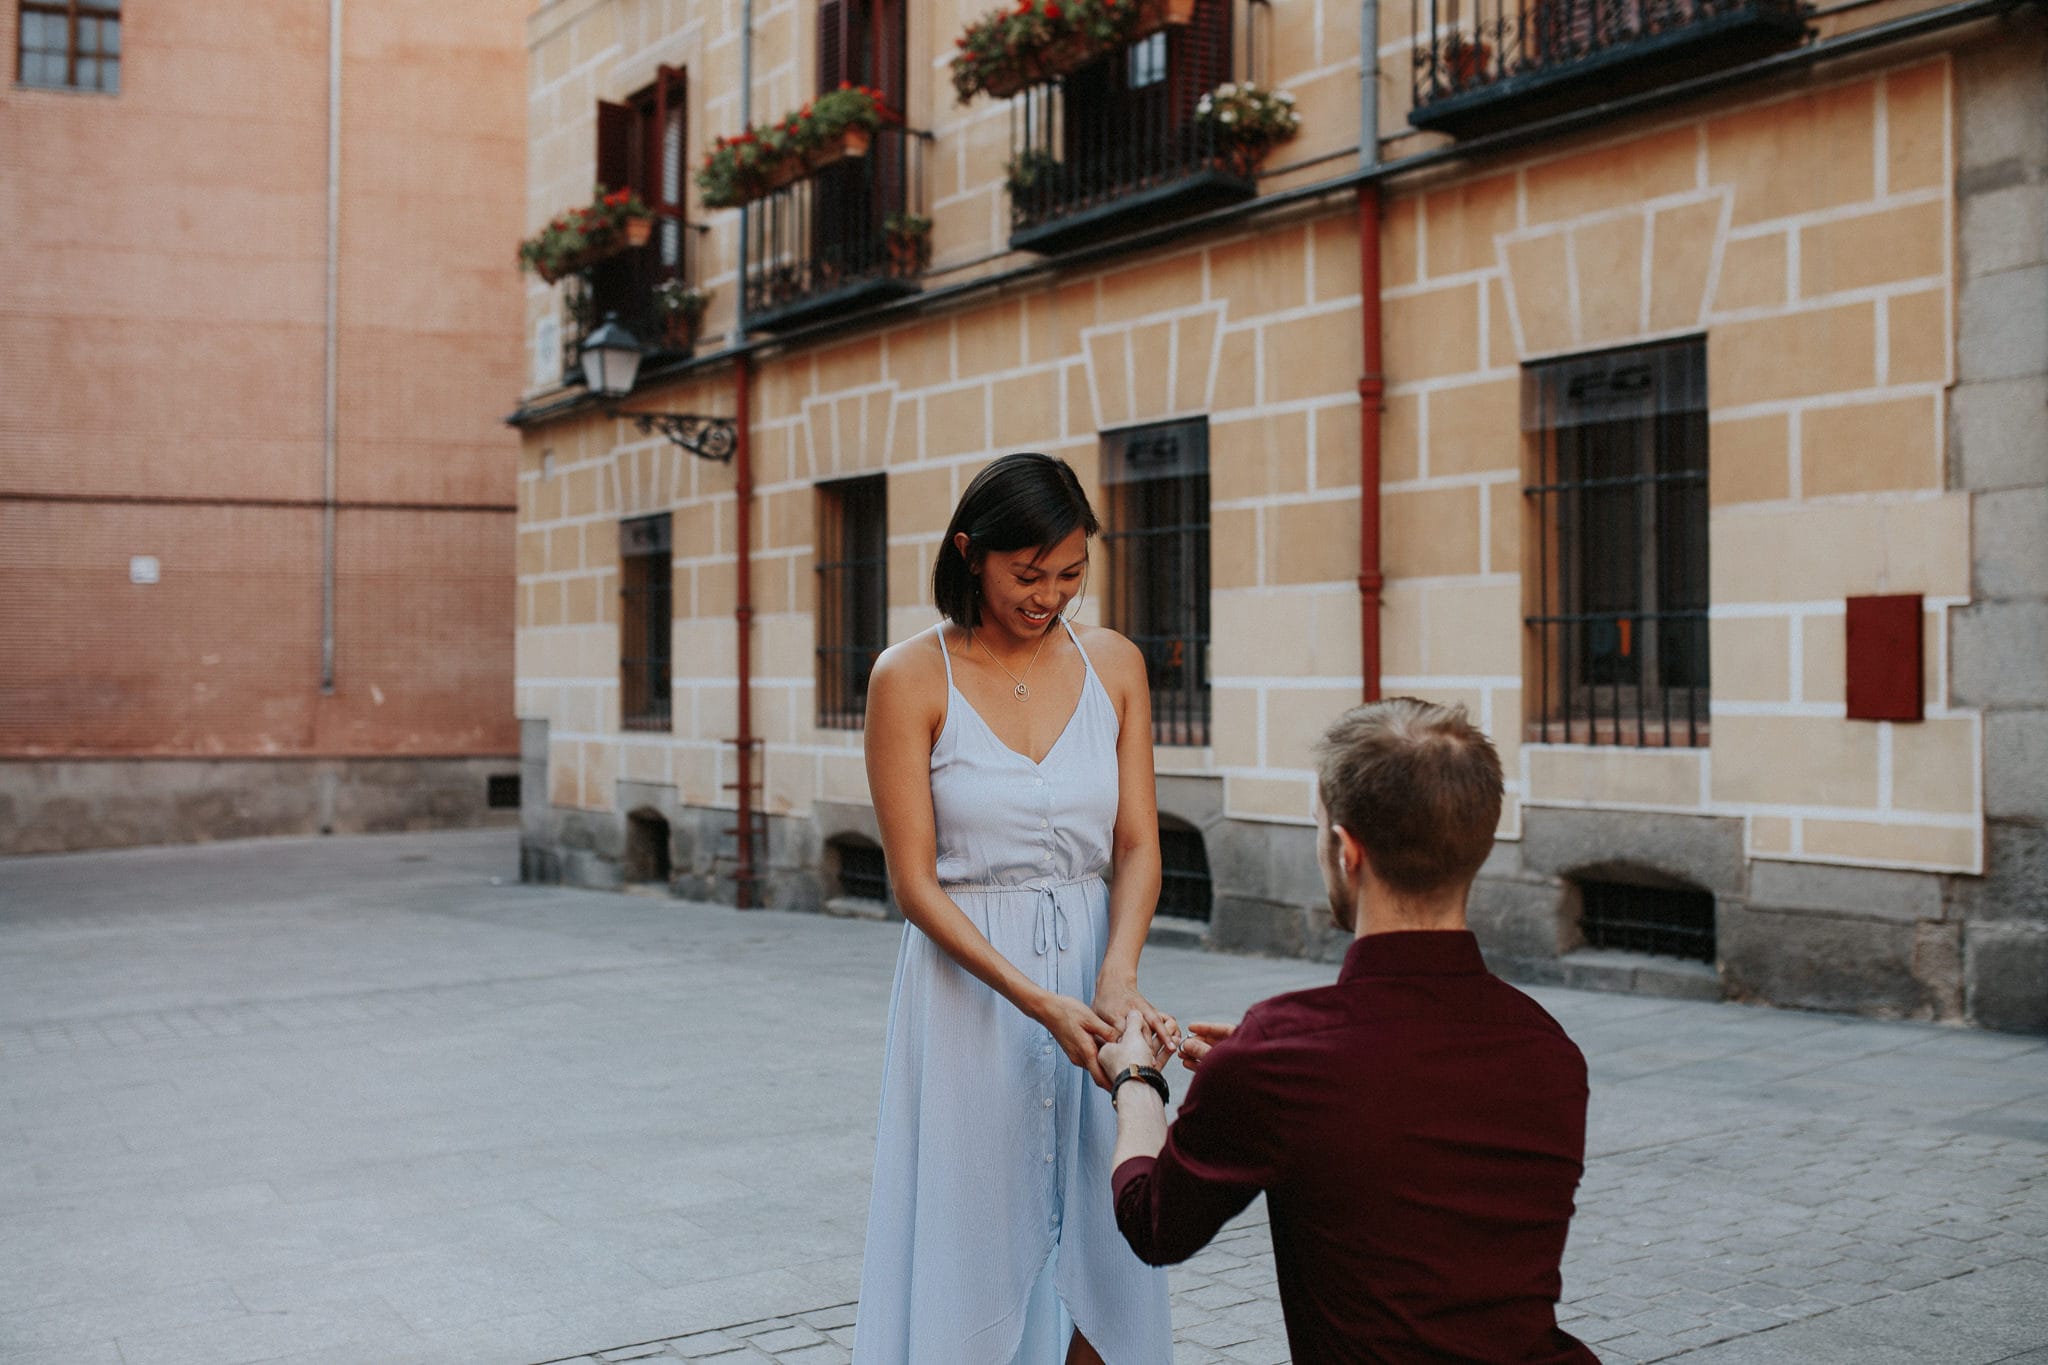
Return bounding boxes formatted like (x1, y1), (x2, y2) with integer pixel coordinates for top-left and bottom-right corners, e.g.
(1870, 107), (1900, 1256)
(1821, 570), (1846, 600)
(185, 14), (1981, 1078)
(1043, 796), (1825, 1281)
(818, 0), (849, 92)
(597, 100), (634, 194)
(1171, 0), (1233, 124)
(871, 0), (906, 107)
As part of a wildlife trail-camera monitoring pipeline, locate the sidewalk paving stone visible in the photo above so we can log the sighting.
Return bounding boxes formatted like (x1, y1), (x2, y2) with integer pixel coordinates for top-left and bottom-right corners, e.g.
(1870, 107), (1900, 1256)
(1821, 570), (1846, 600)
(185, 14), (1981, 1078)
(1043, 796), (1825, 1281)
(2, 831), (2044, 1364)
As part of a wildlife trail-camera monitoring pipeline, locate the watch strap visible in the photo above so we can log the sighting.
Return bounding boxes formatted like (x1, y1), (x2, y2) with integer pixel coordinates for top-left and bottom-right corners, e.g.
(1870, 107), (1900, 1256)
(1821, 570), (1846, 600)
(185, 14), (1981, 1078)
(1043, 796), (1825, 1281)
(1110, 1064), (1170, 1109)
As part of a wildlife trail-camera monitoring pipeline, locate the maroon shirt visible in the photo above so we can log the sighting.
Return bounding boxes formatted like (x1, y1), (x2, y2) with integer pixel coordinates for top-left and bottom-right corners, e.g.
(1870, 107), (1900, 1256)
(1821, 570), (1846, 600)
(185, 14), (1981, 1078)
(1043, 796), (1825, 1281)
(1114, 930), (1596, 1364)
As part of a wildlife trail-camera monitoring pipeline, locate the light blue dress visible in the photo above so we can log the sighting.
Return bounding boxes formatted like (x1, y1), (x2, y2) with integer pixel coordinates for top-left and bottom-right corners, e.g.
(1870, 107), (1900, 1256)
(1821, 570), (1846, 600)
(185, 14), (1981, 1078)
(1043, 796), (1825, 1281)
(852, 622), (1174, 1365)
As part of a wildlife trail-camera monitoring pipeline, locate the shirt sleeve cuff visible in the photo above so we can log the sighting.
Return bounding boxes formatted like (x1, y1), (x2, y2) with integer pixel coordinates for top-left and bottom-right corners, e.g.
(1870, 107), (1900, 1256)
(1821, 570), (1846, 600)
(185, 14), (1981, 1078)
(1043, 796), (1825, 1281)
(1112, 1154), (1158, 1204)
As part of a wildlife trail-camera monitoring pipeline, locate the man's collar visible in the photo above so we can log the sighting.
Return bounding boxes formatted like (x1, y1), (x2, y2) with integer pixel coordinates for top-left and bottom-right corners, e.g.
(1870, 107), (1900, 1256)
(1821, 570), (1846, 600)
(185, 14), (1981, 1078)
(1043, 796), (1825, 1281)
(1337, 929), (1487, 982)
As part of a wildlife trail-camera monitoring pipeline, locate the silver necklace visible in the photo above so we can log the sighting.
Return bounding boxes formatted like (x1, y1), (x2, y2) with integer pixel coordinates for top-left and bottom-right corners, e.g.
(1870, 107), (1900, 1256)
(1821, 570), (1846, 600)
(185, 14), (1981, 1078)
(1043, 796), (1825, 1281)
(971, 623), (1052, 701)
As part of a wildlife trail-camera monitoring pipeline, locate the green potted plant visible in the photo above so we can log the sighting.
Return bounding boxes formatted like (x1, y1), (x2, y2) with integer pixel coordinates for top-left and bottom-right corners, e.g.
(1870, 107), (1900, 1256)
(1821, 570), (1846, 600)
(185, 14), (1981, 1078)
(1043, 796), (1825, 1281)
(951, 0), (1184, 104)
(1004, 149), (1062, 197)
(518, 185), (655, 283)
(696, 85), (894, 209)
(883, 212), (933, 276)
(653, 278), (710, 352)
(1193, 81), (1301, 177)
(1440, 33), (1494, 89)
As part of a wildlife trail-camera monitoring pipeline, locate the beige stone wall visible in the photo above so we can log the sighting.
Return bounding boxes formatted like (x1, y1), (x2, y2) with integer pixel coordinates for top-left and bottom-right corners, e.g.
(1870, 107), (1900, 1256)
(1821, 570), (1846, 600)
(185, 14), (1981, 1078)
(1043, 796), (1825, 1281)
(516, 3), (1983, 881)
(1382, 57), (1980, 874)
(517, 209), (1367, 823)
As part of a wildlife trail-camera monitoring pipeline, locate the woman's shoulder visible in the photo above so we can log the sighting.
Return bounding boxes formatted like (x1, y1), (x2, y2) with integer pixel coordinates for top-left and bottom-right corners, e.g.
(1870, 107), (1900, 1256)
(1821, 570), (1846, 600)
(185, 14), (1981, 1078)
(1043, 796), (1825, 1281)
(869, 625), (953, 702)
(1070, 622), (1145, 686)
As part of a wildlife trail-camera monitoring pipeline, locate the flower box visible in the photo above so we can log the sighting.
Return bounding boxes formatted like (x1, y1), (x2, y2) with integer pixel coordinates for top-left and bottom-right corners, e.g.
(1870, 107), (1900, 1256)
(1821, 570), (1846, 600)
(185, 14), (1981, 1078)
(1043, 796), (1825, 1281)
(518, 187), (656, 284)
(698, 87), (890, 209)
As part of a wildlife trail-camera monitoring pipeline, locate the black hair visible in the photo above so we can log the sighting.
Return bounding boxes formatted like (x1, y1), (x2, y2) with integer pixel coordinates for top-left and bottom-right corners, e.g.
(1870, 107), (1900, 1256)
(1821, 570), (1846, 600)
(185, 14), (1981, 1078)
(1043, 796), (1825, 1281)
(932, 453), (1100, 628)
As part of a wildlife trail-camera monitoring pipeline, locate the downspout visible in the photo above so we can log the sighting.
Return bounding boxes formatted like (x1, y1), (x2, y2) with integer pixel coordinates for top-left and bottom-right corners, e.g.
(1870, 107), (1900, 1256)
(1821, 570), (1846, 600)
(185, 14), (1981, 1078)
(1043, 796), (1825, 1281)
(731, 0), (759, 907)
(732, 356), (758, 908)
(321, 0), (343, 693)
(1356, 0), (1385, 702)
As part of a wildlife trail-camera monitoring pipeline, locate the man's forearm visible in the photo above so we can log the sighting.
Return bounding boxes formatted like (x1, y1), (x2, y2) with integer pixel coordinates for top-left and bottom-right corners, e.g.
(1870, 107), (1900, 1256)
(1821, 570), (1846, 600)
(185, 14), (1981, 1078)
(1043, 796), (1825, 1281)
(1111, 1083), (1168, 1167)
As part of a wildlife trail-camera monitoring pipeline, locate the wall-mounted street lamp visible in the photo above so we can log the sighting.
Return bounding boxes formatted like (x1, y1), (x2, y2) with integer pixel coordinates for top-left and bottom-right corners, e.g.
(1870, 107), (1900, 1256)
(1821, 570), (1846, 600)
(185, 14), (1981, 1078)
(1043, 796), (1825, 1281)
(580, 312), (738, 463)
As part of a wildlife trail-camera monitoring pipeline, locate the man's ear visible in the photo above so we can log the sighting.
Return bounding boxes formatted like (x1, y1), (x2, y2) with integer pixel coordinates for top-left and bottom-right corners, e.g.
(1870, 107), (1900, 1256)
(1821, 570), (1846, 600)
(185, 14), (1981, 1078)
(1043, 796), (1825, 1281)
(1330, 822), (1365, 880)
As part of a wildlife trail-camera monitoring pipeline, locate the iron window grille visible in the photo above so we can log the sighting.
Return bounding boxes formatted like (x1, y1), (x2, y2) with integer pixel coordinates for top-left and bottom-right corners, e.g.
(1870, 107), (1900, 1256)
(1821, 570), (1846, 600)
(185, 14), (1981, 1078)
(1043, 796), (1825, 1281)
(18, 0), (119, 91)
(1157, 817), (1213, 922)
(1007, 0), (1244, 249)
(1104, 420), (1211, 747)
(1577, 879), (1716, 962)
(1524, 339), (1709, 748)
(833, 837), (891, 903)
(486, 775), (522, 809)
(619, 514), (673, 732)
(816, 475), (888, 730)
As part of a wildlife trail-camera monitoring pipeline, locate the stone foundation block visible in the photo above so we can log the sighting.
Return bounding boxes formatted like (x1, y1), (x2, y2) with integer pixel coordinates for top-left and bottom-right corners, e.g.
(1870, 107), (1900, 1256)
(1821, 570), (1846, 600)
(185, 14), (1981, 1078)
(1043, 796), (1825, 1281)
(1965, 924), (2048, 1033)
(1521, 808), (1746, 896)
(1720, 904), (1932, 1017)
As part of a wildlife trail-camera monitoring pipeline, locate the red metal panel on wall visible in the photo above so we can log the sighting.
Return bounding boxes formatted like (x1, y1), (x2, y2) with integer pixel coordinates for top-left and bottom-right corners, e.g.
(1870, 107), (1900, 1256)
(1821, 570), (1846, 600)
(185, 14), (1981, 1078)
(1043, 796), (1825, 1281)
(1845, 594), (1924, 722)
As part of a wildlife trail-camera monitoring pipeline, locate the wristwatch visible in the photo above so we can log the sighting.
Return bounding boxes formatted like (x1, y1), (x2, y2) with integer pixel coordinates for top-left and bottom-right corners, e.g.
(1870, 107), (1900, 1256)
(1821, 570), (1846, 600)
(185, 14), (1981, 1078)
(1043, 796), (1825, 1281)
(1111, 1064), (1170, 1109)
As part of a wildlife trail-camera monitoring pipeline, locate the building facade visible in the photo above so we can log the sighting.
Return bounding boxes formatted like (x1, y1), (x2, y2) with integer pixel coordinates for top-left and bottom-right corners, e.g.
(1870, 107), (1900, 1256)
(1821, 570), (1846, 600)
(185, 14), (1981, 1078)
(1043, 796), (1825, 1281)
(0, 0), (531, 851)
(512, 0), (2046, 1029)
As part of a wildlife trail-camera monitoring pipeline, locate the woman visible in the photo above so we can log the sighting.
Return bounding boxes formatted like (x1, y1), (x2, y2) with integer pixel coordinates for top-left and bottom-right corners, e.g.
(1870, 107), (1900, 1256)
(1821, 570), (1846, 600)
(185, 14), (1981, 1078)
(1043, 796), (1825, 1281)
(853, 453), (1178, 1365)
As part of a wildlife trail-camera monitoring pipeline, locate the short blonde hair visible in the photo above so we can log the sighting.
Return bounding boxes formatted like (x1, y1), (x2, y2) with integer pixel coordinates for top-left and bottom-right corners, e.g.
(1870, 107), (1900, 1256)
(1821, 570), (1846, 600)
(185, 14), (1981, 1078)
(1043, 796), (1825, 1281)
(1313, 699), (1502, 896)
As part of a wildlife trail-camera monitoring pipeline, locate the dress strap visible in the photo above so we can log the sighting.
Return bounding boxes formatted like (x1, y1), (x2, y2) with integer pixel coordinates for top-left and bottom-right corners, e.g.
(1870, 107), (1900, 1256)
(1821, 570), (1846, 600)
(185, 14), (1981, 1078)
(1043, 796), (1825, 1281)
(1060, 617), (1098, 686)
(934, 623), (956, 690)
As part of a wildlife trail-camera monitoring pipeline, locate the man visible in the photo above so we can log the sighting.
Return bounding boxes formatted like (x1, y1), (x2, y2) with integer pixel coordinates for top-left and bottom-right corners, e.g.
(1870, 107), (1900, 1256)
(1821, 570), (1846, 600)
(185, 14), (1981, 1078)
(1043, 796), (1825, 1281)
(1100, 699), (1597, 1363)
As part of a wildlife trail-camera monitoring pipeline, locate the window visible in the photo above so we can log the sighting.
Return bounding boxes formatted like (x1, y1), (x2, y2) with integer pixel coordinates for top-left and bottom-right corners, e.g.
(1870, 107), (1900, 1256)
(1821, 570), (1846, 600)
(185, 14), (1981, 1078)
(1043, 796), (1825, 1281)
(830, 835), (891, 903)
(1157, 816), (1212, 922)
(619, 515), (673, 731)
(1103, 420), (1210, 746)
(18, 0), (120, 92)
(1524, 339), (1708, 747)
(588, 67), (689, 355)
(816, 475), (887, 729)
(1577, 879), (1716, 963)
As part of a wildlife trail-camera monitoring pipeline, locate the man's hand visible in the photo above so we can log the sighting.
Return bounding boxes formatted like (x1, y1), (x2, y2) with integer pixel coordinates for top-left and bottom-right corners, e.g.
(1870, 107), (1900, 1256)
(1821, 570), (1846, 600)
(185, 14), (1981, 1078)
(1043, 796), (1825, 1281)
(1035, 992), (1120, 1089)
(1092, 974), (1180, 1059)
(1178, 1021), (1236, 1071)
(1098, 1009), (1168, 1081)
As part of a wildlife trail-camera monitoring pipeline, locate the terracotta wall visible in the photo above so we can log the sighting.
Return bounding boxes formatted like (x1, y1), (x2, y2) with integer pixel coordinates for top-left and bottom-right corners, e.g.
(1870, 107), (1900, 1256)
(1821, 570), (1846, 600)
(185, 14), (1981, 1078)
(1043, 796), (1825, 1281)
(0, 0), (528, 758)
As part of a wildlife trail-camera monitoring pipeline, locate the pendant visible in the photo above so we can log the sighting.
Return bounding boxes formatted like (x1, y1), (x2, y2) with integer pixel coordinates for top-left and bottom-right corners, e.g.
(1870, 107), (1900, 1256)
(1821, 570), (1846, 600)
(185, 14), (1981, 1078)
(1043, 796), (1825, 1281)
(1014, 682), (1030, 701)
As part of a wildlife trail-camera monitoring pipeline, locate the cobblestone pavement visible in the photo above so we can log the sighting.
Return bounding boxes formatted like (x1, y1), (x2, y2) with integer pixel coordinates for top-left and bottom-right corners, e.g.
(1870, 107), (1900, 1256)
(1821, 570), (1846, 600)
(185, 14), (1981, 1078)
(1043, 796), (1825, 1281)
(3, 832), (2044, 1365)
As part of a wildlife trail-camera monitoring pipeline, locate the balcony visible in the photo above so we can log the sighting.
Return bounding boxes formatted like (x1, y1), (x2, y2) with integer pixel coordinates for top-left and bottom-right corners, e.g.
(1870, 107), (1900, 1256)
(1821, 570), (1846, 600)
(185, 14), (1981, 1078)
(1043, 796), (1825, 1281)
(560, 219), (706, 386)
(1006, 0), (1249, 256)
(1409, 0), (1808, 137)
(741, 126), (930, 333)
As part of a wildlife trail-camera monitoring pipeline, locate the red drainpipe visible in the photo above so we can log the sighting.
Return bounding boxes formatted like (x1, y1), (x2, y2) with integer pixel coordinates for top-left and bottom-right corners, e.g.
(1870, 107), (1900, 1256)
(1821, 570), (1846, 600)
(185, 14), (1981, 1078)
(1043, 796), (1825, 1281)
(1357, 182), (1385, 703)
(731, 355), (760, 907)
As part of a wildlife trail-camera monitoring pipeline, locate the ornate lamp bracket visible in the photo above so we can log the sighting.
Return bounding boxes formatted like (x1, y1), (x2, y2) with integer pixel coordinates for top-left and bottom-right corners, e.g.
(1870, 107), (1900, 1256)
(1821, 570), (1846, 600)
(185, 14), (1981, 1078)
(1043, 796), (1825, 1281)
(614, 411), (739, 463)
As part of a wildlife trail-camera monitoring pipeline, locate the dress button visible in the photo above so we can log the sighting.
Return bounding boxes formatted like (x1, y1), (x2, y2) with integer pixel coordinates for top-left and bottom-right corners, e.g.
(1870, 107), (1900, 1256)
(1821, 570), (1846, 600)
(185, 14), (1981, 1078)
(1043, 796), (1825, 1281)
(1039, 818), (1048, 829)
(1033, 777), (1044, 787)
(1041, 1046), (1054, 1057)
(1044, 1153), (1055, 1163)
(1043, 1097), (1054, 1108)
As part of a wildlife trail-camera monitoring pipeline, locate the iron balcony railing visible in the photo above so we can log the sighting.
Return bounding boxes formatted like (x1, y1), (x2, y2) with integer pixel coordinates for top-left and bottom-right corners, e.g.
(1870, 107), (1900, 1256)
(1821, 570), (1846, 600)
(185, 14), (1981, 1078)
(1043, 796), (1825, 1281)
(1006, 3), (1248, 252)
(562, 218), (705, 385)
(1411, 0), (1807, 134)
(742, 124), (929, 331)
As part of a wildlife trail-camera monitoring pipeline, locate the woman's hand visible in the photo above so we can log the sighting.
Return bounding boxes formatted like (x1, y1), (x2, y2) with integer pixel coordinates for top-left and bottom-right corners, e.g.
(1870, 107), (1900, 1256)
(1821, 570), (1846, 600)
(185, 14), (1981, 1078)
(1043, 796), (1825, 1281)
(1178, 1021), (1235, 1071)
(1034, 992), (1120, 1089)
(1092, 974), (1180, 1061)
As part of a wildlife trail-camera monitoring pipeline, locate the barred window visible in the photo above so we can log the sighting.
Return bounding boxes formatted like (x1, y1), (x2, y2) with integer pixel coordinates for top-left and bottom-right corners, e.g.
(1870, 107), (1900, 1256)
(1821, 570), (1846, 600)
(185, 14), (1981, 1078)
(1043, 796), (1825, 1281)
(1103, 420), (1210, 747)
(18, 0), (120, 92)
(619, 514), (673, 732)
(1524, 339), (1709, 747)
(1157, 816), (1213, 923)
(816, 474), (887, 729)
(1577, 879), (1716, 963)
